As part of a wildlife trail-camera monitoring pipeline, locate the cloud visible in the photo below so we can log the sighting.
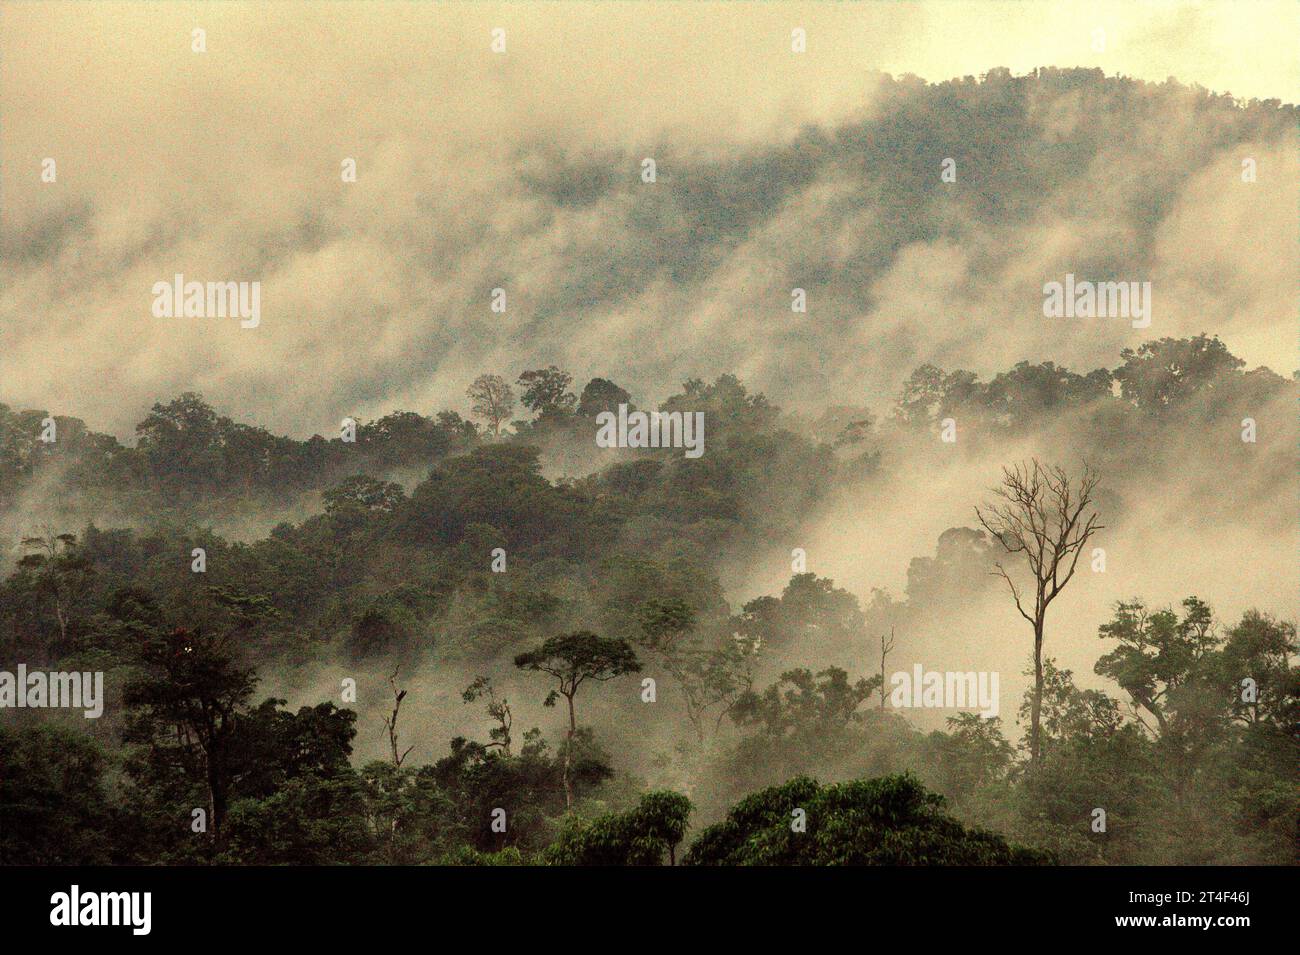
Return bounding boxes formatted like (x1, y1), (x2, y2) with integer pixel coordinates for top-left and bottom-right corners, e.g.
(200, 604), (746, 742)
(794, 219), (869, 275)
(1, 1), (1295, 440)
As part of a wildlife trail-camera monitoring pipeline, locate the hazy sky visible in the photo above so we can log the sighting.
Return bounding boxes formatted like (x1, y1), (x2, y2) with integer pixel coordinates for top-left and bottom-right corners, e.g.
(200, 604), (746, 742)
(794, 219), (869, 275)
(2, 0), (1296, 437)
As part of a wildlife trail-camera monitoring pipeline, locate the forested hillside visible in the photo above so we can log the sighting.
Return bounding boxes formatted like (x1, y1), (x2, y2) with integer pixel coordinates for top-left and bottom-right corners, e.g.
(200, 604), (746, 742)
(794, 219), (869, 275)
(2, 336), (1295, 865)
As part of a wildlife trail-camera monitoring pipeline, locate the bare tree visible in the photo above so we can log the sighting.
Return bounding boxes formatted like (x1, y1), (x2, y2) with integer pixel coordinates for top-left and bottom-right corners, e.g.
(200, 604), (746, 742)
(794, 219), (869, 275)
(466, 374), (515, 437)
(975, 459), (1103, 765)
(383, 666), (414, 767)
(878, 627), (896, 710)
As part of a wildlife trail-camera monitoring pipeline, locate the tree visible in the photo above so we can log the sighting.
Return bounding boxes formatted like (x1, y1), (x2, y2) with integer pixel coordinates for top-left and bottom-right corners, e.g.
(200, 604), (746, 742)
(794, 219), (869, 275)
(1094, 597), (1218, 740)
(892, 365), (983, 430)
(347, 603), (416, 660)
(216, 773), (374, 865)
(463, 675), (513, 755)
(0, 726), (118, 864)
(927, 713), (1015, 801)
(1012, 663), (1152, 865)
(514, 631), (640, 808)
(982, 360), (1111, 426)
(976, 459), (1103, 765)
(123, 625), (259, 836)
(435, 410), (479, 441)
(904, 527), (997, 606)
(878, 628), (896, 710)
(356, 411), (454, 467)
(893, 363), (950, 428)
(202, 699), (368, 864)
(731, 666), (879, 739)
(1216, 610), (1298, 729)
(732, 574), (867, 656)
(430, 730), (607, 854)
(516, 366), (576, 420)
(636, 597), (752, 742)
(660, 374), (777, 432)
(134, 392), (224, 490)
(576, 377), (632, 418)
(382, 666), (414, 767)
(122, 587), (277, 838)
(359, 760), (454, 864)
(545, 790), (691, 865)
(322, 474), (406, 515)
(395, 444), (573, 548)
(1113, 335), (1244, 410)
(466, 374), (515, 437)
(16, 530), (91, 658)
(1026, 658), (1125, 747)
(683, 773), (1051, 865)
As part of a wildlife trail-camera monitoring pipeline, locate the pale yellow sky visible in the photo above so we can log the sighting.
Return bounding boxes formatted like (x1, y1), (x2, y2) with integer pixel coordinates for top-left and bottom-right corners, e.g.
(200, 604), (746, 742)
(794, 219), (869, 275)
(4, 2), (1296, 152)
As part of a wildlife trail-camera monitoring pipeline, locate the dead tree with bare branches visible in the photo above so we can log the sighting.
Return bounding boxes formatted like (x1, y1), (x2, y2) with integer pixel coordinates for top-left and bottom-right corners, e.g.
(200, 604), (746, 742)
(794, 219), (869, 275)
(383, 666), (414, 767)
(975, 459), (1103, 765)
(878, 627), (896, 710)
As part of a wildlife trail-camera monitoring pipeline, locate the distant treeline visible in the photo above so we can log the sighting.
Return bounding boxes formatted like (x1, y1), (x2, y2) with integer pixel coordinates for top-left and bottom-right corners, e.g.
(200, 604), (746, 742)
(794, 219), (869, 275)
(1, 334), (1288, 511)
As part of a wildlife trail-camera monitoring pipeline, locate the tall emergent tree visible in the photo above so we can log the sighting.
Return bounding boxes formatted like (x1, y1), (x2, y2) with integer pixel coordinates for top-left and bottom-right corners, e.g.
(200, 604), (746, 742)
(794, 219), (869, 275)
(466, 374), (515, 437)
(976, 459), (1102, 765)
(514, 631), (640, 808)
(123, 625), (258, 836)
(122, 586), (277, 837)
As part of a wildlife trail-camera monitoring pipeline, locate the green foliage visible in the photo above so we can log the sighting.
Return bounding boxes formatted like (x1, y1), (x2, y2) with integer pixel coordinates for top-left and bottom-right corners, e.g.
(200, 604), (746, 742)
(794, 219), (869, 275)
(348, 602), (420, 660)
(0, 341), (1295, 867)
(1097, 596), (1235, 743)
(516, 366), (577, 420)
(514, 632), (641, 703)
(1114, 335), (1245, 411)
(635, 597), (752, 741)
(0, 726), (118, 864)
(440, 845), (525, 866)
(217, 773), (375, 865)
(322, 475), (406, 516)
(429, 732), (608, 853)
(733, 574), (868, 656)
(684, 773), (1051, 865)
(395, 444), (578, 549)
(546, 790), (692, 865)
(731, 666), (880, 738)
(576, 378), (632, 418)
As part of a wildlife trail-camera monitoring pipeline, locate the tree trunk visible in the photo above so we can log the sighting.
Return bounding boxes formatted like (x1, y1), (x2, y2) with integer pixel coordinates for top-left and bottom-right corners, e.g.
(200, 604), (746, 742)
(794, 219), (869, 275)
(562, 693), (576, 809)
(1030, 619), (1044, 765)
(879, 649), (887, 710)
(205, 745), (226, 835)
